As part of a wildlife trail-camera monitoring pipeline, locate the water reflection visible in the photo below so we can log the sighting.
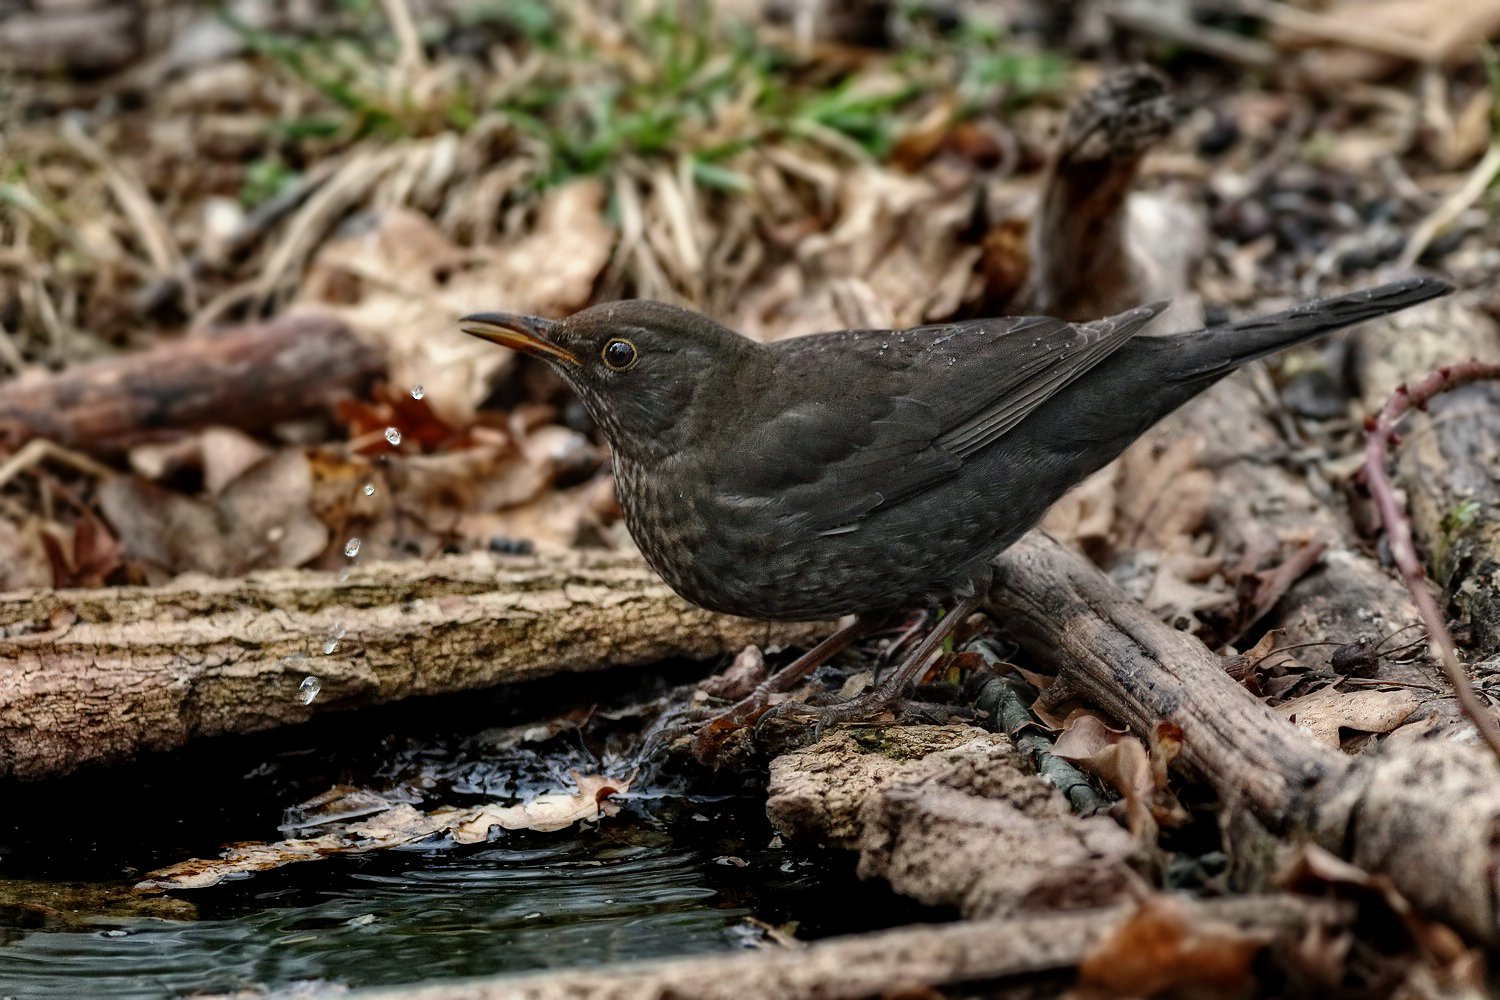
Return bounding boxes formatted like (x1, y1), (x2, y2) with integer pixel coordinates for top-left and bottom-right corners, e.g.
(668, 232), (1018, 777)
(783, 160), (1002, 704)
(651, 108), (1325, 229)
(0, 835), (745, 999)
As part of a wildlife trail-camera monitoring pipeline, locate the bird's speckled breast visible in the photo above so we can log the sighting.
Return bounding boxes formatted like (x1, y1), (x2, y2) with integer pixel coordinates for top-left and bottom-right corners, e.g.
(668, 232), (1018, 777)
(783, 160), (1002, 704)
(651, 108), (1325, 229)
(611, 452), (1014, 622)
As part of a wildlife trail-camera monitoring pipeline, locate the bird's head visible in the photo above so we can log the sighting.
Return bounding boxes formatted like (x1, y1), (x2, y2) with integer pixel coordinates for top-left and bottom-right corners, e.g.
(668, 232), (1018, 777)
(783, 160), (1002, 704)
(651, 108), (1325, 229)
(461, 299), (767, 461)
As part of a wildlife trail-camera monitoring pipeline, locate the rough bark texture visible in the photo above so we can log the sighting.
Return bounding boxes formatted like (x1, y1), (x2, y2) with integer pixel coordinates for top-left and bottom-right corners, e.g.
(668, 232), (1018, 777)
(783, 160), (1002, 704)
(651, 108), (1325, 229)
(0, 314), (382, 452)
(988, 530), (1500, 945)
(0, 550), (826, 780)
(766, 726), (1138, 918)
(1024, 68), (1169, 320)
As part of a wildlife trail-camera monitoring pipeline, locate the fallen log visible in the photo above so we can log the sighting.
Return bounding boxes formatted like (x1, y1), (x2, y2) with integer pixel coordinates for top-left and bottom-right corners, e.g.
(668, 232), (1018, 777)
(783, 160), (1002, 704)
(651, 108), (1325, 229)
(290, 896), (1324, 1000)
(988, 530), (1500, 945)
(0, 550), (825, 781)
(0, 314), (381, 453)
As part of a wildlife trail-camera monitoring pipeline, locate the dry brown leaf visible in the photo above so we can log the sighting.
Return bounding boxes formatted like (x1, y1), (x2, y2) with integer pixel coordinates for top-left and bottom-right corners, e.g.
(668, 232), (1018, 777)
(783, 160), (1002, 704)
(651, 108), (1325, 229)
(1054, 716), (1189, 837)
(39, 513), (123, 589)
(1138, 551), (1231, 624)
(1275, 686), (1421, 748)
(0, 517), (52, 590)
(1040, 463), (1117, 549)
(452, 772), (630, 841)
(129, 426), (274, 496)
(100, 450), (328, 578)
(701, 644), (767, 700)
(295, 179), (614, 429)
(1071, 738), (1156, 839)
(1074, 895), (1269, 1000)
(135, 836), (349, 892)
(731, 163), (977, 340)
(1274, 0), (1500, 84)
(1277, 844), (1472, 967)
(458, 479), (613, 554)
(136, 773), (632, 892)
(1116, 434), (1213, 553)
(200, 427), (276, 496)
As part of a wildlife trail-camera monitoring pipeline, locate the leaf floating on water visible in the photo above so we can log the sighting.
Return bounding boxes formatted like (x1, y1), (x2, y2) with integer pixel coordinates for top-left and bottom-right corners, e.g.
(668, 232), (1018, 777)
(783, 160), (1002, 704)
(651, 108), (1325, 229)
(133, 772), (633, 892)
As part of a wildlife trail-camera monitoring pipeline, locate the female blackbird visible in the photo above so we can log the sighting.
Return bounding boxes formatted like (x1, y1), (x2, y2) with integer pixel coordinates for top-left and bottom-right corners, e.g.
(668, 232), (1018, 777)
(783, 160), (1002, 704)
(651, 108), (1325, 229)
(462, 278), (1450, 723)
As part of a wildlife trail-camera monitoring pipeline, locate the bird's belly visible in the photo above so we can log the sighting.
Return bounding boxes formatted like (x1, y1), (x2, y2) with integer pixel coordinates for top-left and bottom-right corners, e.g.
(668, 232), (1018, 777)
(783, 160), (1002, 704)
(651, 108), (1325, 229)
(618, 465), (1028, 621)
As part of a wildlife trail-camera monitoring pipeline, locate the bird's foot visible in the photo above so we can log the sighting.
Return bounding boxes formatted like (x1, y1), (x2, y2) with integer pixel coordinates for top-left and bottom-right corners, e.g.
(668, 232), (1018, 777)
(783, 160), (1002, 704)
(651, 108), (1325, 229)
(755, 693), (896, 743)
(691, 616), (874, 765)
(755, 593), (988, 745)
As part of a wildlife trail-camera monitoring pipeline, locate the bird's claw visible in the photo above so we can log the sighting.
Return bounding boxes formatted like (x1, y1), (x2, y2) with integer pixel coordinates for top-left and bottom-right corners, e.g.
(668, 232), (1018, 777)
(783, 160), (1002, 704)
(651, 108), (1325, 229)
(755, 695), (891, 743)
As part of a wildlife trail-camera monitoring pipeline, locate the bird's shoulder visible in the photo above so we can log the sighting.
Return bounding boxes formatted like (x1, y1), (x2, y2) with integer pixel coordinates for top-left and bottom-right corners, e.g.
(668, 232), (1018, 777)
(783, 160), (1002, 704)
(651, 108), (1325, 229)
(712, 306), (1165, 533)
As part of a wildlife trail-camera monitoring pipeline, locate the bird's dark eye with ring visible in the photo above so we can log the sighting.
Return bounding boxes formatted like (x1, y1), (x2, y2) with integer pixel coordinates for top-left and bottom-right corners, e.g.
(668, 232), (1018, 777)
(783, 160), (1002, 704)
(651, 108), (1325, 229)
(602, 338), (638, 370)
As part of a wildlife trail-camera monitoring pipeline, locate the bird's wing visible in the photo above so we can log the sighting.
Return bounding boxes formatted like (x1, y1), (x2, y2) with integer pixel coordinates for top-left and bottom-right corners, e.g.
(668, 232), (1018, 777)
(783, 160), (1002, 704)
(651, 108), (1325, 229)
(718, 303), (1167, 534)
(931, 303), (1166, 460)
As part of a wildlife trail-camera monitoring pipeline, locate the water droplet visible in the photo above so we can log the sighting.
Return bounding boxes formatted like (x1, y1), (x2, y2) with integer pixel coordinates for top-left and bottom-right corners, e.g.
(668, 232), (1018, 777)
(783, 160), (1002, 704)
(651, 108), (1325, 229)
(363, 483), (375, 496)
(323, 640), (338, 655)
(344, 538), (361, 558)
(523, 911), (542, 920)
(330, 622), (347, 640)
(338, 568), (352, 583)
(410, 384), (424, 400)
(385, 427), (402, 446)
(299, 676), (321, 704)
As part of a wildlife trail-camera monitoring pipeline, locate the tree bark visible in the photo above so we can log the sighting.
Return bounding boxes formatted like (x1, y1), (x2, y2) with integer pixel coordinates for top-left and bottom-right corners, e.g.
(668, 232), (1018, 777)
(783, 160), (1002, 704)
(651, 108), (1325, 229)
(0, 314), (382, 453)
(0, 550), (826, 781)
(988, 530), (1500, 945)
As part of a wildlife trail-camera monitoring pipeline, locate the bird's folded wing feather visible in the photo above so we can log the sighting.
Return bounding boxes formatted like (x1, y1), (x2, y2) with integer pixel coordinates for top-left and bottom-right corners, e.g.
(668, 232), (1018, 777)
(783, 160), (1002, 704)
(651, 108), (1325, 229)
(717, 303), (1168, 534)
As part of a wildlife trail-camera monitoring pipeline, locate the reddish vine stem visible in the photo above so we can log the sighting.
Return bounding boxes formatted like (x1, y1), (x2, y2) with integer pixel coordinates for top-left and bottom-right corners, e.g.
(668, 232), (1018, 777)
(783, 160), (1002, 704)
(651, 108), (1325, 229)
(1363, 359), (1500, 763)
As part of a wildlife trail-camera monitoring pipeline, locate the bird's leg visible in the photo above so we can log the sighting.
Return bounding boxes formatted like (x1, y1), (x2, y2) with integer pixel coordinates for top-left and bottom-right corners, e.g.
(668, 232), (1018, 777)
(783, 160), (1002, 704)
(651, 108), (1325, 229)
(764, 594), (986, 734)
(871, 607), (930, 678)
(692, 614), (875, 762)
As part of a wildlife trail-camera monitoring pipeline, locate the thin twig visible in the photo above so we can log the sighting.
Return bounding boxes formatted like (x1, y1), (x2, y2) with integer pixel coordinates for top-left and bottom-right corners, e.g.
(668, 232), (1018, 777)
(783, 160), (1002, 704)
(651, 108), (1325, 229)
(0, 317), (27, 375)
(0, 439), (117, 491)
(1364, 359), (1500, 763)
(1398, 141), (1500, 269)
(381, 0), (427, 91)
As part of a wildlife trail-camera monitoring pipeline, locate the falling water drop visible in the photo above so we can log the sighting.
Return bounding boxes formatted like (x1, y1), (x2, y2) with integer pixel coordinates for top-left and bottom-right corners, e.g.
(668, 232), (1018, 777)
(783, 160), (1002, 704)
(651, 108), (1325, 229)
(363, 483), (375, 496)
(385, 427), (402, 446)
(323, 639), (338, 655)
(299, 676), (321, 704)
(344, 538), (361, 558)
(411, 384), (424, 400)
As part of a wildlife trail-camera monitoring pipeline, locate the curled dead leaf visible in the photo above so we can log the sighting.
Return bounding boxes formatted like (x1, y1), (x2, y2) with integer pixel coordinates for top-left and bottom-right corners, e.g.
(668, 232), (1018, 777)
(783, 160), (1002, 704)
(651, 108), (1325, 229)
(1075, 895), (1270, 1000)
(1274, 685), (1420, 748)
(99, 450), (328, 579)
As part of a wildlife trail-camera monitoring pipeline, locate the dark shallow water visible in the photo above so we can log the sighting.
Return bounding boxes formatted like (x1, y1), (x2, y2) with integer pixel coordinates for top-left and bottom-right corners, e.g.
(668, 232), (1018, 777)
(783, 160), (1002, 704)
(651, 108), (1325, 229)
(2, 835), (752, 999)
(0, 665), (946, 999)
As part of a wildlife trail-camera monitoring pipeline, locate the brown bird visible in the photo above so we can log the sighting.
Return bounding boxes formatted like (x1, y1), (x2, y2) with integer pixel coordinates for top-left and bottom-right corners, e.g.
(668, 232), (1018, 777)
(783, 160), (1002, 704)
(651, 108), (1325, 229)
(462, 278), (1451, 730)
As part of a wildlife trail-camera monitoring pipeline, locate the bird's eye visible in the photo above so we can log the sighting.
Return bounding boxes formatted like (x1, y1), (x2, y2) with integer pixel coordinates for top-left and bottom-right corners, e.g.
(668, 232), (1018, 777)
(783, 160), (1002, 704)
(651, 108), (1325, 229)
(601, 338), (638, 371)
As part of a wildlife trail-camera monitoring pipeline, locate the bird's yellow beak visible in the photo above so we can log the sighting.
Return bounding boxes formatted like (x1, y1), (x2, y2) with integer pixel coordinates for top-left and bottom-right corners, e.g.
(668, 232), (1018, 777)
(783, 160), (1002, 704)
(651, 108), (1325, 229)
(459, 312), (581, 367)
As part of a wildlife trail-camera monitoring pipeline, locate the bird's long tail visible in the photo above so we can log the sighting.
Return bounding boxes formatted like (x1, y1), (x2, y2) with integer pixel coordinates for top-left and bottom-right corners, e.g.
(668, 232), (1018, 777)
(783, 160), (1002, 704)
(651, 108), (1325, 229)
(1167, 276), (1452, 382)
